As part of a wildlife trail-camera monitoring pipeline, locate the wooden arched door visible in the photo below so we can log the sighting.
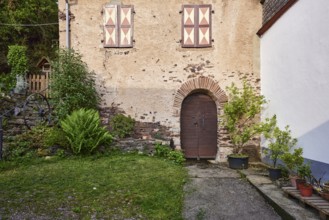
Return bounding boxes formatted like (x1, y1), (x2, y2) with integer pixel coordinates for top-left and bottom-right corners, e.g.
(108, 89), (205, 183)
(181, 93), (217, 159)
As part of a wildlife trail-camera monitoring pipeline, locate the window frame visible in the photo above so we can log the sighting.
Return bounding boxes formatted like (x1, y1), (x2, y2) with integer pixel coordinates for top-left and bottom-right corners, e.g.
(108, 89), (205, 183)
(181, 4), (212, 48)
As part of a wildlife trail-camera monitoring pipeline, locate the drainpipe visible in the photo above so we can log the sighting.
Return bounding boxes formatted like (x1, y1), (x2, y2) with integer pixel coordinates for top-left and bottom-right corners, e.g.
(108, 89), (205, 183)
(65, 0), (70, 49)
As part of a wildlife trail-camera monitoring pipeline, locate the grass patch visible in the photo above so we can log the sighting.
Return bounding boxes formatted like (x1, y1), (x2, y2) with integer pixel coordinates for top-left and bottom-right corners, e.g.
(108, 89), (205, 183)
(0, 154), (188, 219)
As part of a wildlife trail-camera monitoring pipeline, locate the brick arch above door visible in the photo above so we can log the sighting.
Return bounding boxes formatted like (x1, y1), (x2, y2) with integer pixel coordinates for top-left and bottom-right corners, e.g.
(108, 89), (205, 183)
(173, 76), (228, 116)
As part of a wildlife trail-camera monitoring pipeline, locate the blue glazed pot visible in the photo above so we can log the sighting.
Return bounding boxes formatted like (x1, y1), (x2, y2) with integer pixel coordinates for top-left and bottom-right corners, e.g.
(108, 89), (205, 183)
(228, 155), (249, 169)
(268, 167), (282, 180)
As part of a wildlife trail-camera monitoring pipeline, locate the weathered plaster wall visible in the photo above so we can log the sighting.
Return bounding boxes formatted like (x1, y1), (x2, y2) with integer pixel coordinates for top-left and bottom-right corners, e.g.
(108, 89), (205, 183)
(58, 0), (262, 161)
(261, 0), (329, 165)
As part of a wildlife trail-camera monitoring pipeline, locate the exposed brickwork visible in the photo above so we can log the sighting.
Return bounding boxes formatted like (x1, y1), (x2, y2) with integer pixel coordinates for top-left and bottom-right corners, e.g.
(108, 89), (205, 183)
(173, 76), (228, 112)
(114, 138), (171, 155)
(100, 105), (172, 138)
(263, 0), (289, 24)
(133, 121), (172, 141)
(99, 105), (125, 130)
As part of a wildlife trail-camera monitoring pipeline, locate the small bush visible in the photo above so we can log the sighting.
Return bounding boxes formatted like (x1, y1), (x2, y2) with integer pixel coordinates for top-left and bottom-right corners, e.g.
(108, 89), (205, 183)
(50, 49), (100, 120)
(155, 143), (171, 157)
(155, 143), (185, 165)
(3, 139), (36, 161)
(61, 108), (113, 155)
(2, 125), (61, 160)
(20, 125), (50, 149)
(168, 151), (186, 165)
(110, 114), (135, 138)
(44, 126), (70, 149)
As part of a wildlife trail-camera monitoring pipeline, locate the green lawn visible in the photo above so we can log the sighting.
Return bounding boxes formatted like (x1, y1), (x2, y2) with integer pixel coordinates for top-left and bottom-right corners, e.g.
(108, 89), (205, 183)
(0, 154), (188, 219)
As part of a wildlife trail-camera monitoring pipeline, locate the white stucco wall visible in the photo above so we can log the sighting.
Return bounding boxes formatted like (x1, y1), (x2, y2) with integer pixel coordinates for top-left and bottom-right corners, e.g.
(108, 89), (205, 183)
(261, 0), (329, 163)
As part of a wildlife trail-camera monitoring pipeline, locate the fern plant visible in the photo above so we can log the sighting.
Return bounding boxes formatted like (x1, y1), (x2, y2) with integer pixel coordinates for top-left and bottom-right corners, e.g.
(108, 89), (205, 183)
(60, 109), (113, 155)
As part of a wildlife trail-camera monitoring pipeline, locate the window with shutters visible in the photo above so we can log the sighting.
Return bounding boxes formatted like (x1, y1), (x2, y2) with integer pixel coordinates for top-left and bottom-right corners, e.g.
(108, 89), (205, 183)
(181, 4), (212, 48)
(103, 4), (134, 48)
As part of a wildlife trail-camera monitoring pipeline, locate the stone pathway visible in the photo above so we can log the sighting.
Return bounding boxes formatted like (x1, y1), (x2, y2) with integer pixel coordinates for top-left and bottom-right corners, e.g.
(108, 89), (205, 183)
(183, 162), (281, 220)
(241, 169), (320, 220)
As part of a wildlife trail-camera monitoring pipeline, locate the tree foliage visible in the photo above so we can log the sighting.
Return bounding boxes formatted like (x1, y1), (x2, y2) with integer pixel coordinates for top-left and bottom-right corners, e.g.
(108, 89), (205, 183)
(264, 124), (298, 168)
(0, 0), (58, 74)
(50, 49), (100, 120)
(281, 148), (304, 174)
(222, 81), (276, 155)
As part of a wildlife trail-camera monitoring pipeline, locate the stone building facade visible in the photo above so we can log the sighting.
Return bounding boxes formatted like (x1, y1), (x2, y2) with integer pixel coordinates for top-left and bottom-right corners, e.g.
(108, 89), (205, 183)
(58, 0), (262, 162)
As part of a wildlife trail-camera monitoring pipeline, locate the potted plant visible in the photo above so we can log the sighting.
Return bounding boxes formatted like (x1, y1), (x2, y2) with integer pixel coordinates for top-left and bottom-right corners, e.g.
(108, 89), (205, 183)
(297, 163), (313, 197)
(222, 82), (275, 169)
(281, 147), (304, 187)
(263, 125), (296, 181)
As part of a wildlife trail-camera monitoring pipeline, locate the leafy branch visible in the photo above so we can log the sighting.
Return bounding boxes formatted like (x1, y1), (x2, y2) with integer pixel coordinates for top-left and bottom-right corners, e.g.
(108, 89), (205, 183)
(222, 81), (275, 154)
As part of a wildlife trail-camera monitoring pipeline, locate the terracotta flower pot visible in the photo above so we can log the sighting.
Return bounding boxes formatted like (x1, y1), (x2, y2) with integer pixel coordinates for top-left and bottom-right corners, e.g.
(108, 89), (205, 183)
(289, 175), (299, 188)
(299, 184), (313, 197)
(296, 179), (306, 190)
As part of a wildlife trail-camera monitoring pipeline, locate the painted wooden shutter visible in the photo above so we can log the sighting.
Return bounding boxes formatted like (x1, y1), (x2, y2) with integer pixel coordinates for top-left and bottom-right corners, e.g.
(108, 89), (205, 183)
(119, 5), (134, 47)
(103, 5), (118, 47)
(198, 5), (211, 47)
(182, 4), (212, 48)
(103, 5), (134, 48)
(182, 5), (196, 47)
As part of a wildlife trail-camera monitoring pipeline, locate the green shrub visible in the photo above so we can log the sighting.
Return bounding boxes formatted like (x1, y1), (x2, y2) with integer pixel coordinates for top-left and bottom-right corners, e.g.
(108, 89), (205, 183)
(44, 126), (70, 149)
(155, 143), (185, 165)
(50, 49), (100, 120)
(3, 139), (36, 161)
(155, 143), (171, 157)
(110, 114), (135, 138)
(14, 125), (49, 149)
(168, 150), (186, 165)
(281, 147), (304, 175)
(60, 109), (113, 155)
(263, 124), (296, 168)
(2, 125), (55, 160)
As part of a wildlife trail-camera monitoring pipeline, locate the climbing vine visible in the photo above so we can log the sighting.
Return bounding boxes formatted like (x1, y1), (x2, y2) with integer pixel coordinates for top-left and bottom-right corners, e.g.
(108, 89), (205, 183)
(7, 45), (28, 76)
(0, 45), (28, 96)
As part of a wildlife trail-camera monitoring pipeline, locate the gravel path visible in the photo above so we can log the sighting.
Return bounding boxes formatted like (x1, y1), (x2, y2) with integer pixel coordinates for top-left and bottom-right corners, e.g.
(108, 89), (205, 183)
(183, 162), (282, 220)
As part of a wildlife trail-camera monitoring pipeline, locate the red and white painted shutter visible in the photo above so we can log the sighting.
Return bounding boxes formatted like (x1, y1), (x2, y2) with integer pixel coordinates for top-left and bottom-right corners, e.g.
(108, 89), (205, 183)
(182, 5), (212, 48)
(182, 5), (196, 47)
(198, 5), (211, 47)
(103, 5), (118, 47)
(103, 5), (134, 48)
(119, 5), (134, 47)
